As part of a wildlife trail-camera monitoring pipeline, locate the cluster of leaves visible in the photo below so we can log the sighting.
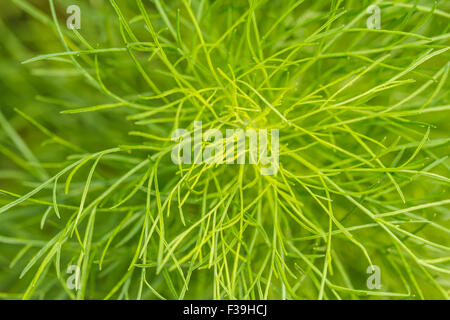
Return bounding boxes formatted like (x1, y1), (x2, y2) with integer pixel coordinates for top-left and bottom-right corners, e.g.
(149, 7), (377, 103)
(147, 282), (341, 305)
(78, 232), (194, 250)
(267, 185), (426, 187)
(0, 0), (449, 299)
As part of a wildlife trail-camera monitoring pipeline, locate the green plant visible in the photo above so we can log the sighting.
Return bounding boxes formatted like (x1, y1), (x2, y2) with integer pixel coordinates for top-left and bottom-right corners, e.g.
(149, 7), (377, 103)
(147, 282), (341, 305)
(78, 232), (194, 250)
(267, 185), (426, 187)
(0, 0), (449, 300)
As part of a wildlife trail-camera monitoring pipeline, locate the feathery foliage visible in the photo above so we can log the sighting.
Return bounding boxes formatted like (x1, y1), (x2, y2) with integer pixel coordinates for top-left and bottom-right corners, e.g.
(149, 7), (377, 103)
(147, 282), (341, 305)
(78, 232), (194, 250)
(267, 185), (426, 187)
(0, 0), (449, 299)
